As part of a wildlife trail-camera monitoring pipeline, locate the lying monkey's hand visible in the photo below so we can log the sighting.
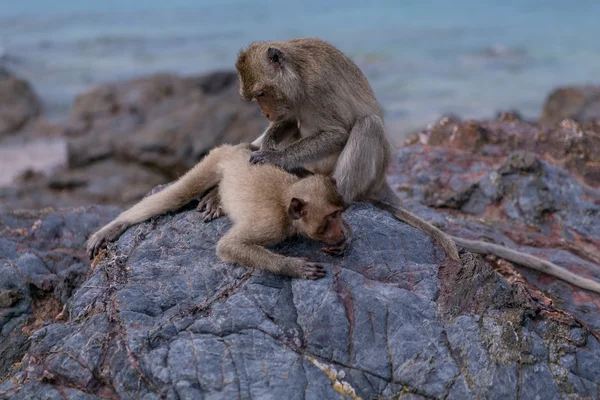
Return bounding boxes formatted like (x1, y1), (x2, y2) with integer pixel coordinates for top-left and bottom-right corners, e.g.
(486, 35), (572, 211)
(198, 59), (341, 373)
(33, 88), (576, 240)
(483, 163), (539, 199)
(249, 150), (280, 166)
(86, 221), (128, 260)
(281, 258), (327, 280)
(197, 189), (223, 223)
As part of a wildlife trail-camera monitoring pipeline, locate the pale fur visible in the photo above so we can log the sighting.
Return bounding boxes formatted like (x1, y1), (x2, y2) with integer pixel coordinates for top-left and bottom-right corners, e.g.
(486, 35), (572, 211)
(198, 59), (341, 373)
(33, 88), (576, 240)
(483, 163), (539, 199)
(87, 143), (350, 280)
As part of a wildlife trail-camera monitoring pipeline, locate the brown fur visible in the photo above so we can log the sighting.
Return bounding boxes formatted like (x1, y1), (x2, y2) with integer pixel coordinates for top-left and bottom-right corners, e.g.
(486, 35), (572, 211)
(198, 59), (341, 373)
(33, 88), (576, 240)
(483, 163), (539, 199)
(87, 143), (352, 280)
(203, 37), (600, 294)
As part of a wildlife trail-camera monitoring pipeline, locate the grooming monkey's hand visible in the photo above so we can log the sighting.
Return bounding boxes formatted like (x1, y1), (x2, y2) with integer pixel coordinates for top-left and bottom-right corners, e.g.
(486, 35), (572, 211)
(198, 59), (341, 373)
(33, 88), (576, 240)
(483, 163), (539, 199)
(249, 150), (281, 166)
(197, 188), (223, 223)
(86, 221), (128, 259)
(281, 257), (327, 280)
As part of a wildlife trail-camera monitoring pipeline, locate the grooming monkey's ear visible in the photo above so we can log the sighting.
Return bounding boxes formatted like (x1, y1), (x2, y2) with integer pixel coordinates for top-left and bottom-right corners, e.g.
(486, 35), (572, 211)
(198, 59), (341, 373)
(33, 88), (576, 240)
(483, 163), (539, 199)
(288, 198), (306, 220)
(267, 47), (284, 67)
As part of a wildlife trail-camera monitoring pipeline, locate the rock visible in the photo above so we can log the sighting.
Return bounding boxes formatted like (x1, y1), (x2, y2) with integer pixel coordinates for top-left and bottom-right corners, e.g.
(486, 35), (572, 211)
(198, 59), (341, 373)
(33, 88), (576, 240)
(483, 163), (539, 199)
(417, 114), (600, 187)
(0, 70), (267, 210)
(0, 68), (41, 135)
(392, 117), (600, 333)
(0, 205), (120, 382)
(541, 85), (600, 125)
(0, 202), (598, 399)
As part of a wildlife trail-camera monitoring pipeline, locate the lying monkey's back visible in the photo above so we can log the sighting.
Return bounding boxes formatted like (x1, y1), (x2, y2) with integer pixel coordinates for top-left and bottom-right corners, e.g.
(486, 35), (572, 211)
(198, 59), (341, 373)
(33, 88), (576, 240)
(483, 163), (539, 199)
(217, 145), (296, 225)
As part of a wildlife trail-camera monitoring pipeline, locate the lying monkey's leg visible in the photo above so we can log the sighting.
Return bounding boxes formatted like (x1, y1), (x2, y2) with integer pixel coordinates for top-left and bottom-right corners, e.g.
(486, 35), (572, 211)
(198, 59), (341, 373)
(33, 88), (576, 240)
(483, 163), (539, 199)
(87, 145), (234, 258)
(451, 236), (600, 294)
(216, 227), (326, 280)
(196, 186), (224, 222)
(372, 183), (461, 261)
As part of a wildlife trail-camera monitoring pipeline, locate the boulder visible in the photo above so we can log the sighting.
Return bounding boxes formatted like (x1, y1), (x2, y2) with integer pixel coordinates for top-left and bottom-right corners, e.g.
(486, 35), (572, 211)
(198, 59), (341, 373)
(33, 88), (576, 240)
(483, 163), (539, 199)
(0, 67), (41, 135)
(1, 202), (599, 399)
(416, 113), (600, 187)
(395, 115), (600, 332)
(0, 71), (267, 210)
(0, 205), (120, 382)
(541, 85), (600, 125)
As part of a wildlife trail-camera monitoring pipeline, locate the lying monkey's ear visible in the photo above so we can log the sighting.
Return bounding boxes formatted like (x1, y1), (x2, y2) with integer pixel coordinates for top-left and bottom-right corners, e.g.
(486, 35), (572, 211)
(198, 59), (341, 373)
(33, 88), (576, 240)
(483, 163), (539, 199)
(267, 47), (284, 67)
(288, 198), (306, 220)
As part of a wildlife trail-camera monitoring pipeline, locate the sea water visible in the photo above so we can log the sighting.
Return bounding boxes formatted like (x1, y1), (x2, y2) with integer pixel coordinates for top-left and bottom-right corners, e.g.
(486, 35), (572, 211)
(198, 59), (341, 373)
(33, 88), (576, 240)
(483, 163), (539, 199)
(2, 0), (600, 140)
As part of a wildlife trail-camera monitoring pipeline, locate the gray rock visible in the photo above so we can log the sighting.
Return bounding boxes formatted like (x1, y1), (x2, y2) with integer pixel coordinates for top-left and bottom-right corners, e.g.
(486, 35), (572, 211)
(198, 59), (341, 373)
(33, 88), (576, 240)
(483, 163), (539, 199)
(1, 202), (599, 399)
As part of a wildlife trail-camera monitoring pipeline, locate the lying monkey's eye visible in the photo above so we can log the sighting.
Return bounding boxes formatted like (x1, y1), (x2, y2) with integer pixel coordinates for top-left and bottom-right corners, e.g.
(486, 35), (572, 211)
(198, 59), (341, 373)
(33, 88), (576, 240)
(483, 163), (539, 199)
(254, 91), (265, 98)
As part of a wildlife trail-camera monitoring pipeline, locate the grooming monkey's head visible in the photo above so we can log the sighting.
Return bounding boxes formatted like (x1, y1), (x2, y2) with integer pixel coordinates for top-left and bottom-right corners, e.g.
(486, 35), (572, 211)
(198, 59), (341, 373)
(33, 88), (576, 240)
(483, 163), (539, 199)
(287, 175), (350, 247)
(235, 41), (302, 122)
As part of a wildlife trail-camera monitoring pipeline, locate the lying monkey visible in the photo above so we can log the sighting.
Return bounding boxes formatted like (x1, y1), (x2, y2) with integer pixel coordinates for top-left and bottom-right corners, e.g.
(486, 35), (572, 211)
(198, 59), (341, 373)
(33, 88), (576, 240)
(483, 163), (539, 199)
(197, 38), (600, 294)
(87, 144), (351, 280)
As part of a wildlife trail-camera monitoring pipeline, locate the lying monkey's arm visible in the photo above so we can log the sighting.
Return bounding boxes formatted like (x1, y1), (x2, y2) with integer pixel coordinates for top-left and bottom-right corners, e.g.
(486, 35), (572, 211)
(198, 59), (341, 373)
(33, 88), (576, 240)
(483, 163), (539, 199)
(216, 226), (326, 280)
(250, 128), (348, 169)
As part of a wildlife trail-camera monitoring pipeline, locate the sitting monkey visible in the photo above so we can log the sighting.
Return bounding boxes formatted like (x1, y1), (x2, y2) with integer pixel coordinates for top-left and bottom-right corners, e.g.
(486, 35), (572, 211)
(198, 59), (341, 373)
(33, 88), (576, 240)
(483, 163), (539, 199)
(87, 144), (351, 280)
(197, 38), (600, 294)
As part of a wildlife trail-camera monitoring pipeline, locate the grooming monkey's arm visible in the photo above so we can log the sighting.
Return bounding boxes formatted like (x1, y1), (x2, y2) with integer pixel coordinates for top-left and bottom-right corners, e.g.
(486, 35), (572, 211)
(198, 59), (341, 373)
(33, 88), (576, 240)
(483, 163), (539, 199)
(250, 128), (348, 169)
(259, 120), (299, 150)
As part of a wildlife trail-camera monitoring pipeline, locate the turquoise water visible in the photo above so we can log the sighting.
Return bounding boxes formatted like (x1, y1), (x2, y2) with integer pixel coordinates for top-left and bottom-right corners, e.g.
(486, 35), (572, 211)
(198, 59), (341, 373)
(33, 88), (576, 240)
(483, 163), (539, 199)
(2, 0), (600, 139)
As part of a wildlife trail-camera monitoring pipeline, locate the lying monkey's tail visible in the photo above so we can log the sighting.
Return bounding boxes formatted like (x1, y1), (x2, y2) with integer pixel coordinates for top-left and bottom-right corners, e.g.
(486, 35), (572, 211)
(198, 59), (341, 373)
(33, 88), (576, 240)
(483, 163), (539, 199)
(451, 236), (600, 294)
(373, 200), (461, 261)
(118, 145), (232, 226)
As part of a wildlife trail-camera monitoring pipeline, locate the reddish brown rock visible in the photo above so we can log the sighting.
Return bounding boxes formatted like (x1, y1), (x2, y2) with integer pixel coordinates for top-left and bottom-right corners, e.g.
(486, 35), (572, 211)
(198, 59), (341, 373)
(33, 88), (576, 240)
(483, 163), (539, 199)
(392, 113), (600, 333)
(541, 85), (600, 125)
(416, 114), (600, 187)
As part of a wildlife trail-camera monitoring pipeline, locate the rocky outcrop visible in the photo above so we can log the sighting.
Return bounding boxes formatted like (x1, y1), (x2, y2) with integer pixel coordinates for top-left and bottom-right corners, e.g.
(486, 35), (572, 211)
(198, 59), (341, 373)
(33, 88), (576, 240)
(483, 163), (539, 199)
(0, 67), (41, 135)
(394, 114), (600, 333)
(1, 202), (599, 399)
(0, 71), (267, 210)
(541, 85), (600, 125)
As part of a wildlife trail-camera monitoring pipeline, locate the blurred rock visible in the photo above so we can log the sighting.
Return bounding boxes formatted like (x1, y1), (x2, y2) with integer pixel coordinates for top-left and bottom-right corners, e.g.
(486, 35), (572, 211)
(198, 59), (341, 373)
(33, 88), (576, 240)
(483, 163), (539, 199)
(541, 85), (600, 125)
(0, 70), (267, 209)
(417, 114), (600, 187)
(0, 67), (41, 135)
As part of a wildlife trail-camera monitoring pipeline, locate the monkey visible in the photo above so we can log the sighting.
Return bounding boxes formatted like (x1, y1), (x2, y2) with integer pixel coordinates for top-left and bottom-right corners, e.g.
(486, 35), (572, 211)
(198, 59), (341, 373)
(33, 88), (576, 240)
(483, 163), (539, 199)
(87, 143), (352, 280)
(197, 37), (600, 294)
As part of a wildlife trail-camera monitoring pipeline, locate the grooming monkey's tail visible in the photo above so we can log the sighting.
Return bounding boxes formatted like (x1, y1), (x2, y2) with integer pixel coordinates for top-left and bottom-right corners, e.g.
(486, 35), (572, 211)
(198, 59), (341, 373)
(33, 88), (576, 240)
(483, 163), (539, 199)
(374, 198), (600, 295)
(374, 200), (461, 261)
(451, 236), (600, 294)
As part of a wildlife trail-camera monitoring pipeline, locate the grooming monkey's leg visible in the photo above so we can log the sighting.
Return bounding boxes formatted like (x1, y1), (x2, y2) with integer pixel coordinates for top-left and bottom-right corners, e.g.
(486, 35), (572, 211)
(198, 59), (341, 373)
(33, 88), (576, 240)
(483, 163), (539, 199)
(332, 115), (389, 203)
(87, 145), (235, 258)
(216, 227), (326, 280)
(331, 115), (460, 261)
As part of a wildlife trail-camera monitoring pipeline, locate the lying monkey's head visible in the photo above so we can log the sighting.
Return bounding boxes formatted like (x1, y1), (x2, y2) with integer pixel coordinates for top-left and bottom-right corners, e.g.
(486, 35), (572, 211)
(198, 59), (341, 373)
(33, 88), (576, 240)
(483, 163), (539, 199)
(235, 41), (301, 122)
(287, 175), (350, 247)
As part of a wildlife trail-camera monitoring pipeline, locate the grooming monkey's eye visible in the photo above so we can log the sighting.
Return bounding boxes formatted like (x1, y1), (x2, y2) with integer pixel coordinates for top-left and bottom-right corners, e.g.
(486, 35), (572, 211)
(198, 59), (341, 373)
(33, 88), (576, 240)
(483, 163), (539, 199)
(254, 91), (264, 98)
